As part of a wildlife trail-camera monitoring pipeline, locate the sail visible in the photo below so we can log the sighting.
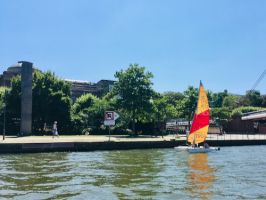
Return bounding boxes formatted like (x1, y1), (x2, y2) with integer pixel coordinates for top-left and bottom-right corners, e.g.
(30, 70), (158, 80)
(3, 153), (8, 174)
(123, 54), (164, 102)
(188, 81), (210, 144)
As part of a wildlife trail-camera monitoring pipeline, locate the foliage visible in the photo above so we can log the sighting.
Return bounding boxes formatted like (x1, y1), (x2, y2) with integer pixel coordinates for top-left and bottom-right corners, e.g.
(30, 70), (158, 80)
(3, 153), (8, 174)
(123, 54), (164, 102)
(222, 95), (240, 109)
(231, 106), (264, 118)
(176, 86), (198, 122)
(6, 71), (72, 135)
(112, 64), (154, 134)
(162, 91), (184, 106)
(0, 87), (9, 131)
(33, 71), (72, 134)
(0, 87), (8, 112)
(241, 90), (263, 107)
(4, 63), (266, 135)
(152, 93), (177, 121)
(72, 93), (98, 114)
(211, 90), (228, 108)
(71, 93), (113, 134)
(211, 107), (231, 120)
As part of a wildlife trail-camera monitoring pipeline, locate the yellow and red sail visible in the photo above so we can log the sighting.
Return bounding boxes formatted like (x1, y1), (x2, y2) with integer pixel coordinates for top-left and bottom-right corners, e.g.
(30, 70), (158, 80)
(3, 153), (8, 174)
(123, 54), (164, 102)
(188, 81), (210, 145)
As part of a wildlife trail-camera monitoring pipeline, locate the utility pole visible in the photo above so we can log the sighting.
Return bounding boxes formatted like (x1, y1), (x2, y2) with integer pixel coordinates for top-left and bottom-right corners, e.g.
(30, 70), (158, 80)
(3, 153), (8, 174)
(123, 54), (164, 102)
(3, 79), (6, 141)
(3, 93), (6, 141)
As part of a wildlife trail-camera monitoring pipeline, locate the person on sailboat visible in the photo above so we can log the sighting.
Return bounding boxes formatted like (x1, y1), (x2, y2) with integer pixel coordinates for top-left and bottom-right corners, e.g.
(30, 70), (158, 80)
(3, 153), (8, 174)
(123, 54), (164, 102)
(204, 142), (209, 149)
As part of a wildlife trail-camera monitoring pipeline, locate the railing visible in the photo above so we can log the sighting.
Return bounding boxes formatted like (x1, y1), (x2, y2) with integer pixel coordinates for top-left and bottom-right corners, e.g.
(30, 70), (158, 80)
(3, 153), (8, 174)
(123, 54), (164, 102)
(206, 133), (266, 141)
(173, 133), (266, 142)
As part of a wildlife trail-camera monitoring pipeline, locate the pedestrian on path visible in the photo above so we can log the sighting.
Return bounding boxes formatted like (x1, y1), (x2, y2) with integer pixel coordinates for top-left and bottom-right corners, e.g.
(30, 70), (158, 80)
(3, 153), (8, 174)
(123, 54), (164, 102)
(52, 121), (59, 138)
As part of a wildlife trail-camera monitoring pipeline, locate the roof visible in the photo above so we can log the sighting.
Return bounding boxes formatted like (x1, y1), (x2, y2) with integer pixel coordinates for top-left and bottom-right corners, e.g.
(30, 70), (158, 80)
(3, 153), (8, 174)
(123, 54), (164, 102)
(241, 110), (266, 120)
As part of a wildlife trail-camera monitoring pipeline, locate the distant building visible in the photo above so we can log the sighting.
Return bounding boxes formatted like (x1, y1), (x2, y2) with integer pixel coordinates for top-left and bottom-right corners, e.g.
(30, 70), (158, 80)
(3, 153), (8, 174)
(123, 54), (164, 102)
(0, 64), (115, 99)
(0, 63), (23, 86)
(166, 119), (221, 134)
(65, 79), (115, 99)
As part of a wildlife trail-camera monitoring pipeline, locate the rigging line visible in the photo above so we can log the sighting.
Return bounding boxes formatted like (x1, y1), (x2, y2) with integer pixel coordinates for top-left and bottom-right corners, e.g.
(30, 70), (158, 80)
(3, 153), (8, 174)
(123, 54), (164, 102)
(251, 68), (266, 91)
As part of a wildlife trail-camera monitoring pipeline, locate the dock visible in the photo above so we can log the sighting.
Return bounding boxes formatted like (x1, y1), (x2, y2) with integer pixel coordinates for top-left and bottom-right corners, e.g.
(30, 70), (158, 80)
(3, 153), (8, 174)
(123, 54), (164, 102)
(0, 134), (266, 153)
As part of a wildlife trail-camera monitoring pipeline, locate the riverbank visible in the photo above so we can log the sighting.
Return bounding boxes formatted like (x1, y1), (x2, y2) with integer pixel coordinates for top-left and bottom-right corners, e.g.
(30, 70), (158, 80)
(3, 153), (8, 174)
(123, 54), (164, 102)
(0, 134), (266, 153)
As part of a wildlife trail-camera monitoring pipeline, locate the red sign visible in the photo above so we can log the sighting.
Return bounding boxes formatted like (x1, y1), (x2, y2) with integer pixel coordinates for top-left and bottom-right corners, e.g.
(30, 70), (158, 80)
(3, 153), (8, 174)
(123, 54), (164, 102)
(105, 111), (114, 120)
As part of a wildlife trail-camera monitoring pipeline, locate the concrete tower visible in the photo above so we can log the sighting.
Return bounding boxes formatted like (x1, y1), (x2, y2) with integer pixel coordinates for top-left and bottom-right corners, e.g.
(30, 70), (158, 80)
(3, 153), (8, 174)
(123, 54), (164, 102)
(19, 61), (33, 136)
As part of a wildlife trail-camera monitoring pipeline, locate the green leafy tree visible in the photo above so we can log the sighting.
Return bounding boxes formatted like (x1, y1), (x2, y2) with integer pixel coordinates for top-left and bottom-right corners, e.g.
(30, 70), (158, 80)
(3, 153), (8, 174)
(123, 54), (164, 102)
(222, 95), (240, 109)
(5, 76), (21, 134)
(162, 91), (185, 106)
(211, 107), (231, 120)
(231, 106), (264, 118)
(211, 107), (231, 133)
(71, 93), (112, 134)
(32, 71), (72, 134)
(177, 86), (198, 125)
(85, 98), (111, 133)
(241, 90), (263, 107)
(0, 87), (7, 113)
(211, 90), (228, 108)
(72, 93), (98, 115)
(151, 93), (177, 133)
(0, 87), (9, 132)
(6, 71), (72, 135)
(112, 64), (154, 135)
(261, 95), (266, 107)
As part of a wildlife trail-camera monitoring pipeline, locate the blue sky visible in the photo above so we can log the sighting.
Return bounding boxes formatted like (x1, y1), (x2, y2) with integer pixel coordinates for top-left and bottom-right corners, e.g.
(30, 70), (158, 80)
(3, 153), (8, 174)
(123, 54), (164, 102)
(0, 0), (266, 94)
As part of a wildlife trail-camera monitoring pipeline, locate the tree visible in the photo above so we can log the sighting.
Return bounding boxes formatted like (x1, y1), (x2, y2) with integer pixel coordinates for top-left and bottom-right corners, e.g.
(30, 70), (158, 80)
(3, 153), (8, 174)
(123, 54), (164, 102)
(6, 71), (72, 135)
(162, 91), (185, 106)
(0, 87), (8, 114)
(211, 107), (231, 133)
(0, 87), (9, 132)
(32, 71), (72, 134)
(211, 90), (228, 108)
(261, 95), (266, 107)
(5, 76), (21, 134)
(72, 93), (98, 114)
(112, 64), (154, 135)
(231, 106), (264, 118)
(71, 93), (112, 134)
(177, 86), (198, 124)
(242, 90), (263, 107)
(222, 95), (240, 109)
(151, 93), (177, 133)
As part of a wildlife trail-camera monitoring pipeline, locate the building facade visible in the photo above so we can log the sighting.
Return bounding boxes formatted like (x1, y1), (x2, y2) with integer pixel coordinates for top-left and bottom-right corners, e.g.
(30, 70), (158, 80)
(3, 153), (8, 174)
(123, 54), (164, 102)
(0, 64), (115, 99)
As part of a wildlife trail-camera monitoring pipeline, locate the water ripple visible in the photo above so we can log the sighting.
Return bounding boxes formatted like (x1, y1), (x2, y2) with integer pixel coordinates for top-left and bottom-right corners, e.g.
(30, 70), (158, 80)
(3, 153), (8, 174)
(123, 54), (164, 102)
(0, 146), (266, 199)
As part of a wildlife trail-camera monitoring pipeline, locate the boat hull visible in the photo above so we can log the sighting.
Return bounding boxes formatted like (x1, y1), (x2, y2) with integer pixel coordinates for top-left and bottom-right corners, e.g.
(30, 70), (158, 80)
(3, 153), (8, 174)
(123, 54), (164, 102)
(174, 146), (220, 153)
(187, 146), (220, 153)
(174, 146), (189, 151)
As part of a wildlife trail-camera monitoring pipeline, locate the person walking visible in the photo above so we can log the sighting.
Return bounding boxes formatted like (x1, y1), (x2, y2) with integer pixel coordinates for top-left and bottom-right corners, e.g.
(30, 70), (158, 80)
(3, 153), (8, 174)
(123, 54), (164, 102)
(52, 121), (59, 138)
(43, 122), (47, 135)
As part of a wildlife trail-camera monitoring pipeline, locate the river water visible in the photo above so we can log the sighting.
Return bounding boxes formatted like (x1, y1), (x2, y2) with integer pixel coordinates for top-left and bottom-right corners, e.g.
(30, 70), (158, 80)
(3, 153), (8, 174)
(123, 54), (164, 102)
(0, 146), (266, 200)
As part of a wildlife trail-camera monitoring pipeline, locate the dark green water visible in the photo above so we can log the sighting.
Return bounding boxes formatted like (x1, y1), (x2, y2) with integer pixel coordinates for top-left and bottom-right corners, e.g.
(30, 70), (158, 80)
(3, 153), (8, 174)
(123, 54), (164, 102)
(1, 146), (266, 200)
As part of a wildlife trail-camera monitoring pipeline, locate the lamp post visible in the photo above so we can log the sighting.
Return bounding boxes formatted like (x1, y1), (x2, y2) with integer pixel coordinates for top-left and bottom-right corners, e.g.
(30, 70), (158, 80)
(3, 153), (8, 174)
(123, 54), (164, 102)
(3, 93), (6, 141)
(3, 79), (6, 141)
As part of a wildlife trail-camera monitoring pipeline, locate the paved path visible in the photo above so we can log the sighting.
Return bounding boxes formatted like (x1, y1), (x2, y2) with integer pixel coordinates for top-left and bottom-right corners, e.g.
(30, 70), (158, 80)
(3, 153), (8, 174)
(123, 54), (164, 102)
(0, 135), (174, 144)
(0, 134), (266, 144)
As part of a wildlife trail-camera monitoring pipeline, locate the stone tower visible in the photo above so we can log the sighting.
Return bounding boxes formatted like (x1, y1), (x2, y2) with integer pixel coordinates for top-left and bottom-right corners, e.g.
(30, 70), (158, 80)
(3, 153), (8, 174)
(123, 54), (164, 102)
(19, 61), (33, 136)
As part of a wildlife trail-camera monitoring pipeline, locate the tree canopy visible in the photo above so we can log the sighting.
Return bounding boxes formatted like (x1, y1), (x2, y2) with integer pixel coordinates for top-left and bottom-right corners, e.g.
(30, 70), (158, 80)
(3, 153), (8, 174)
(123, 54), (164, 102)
(112, 64), (154, 134)
(2, 64), (266, 136)
(5, 71), (72, 135)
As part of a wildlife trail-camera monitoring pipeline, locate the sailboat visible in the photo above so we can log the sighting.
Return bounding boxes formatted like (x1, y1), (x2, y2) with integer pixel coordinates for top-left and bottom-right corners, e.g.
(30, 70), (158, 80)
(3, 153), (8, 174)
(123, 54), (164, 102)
(175, 81), (220, 153)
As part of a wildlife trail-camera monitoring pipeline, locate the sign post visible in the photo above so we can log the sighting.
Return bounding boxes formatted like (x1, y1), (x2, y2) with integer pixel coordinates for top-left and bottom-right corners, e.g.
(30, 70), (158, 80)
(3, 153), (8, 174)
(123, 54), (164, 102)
(104, 111), (120, 141)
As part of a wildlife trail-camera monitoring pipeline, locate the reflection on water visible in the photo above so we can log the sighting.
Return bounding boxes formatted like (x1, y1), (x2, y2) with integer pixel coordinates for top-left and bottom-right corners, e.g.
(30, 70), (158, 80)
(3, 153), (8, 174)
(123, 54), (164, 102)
(0, 153), (77, 199)
(187, 153), (216, 200)
(103, 150), (163, 199)
(1, 146), (266, 199)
